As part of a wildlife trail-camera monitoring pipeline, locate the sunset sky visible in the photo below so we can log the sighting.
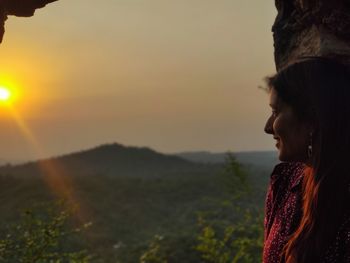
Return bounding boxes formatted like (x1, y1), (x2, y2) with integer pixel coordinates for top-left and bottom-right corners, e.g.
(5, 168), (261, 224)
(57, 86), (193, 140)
(0, 0), (277, 161)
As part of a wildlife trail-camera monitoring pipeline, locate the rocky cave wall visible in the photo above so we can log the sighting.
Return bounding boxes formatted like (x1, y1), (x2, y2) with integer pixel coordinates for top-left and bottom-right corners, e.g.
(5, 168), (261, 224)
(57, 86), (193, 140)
(0, 0), (57, 43)
(273, 0), (350, 70)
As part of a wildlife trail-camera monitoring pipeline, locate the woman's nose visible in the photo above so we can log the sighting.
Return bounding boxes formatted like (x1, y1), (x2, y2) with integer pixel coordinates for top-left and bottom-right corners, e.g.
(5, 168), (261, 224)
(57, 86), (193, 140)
(264, 116), (274, 134)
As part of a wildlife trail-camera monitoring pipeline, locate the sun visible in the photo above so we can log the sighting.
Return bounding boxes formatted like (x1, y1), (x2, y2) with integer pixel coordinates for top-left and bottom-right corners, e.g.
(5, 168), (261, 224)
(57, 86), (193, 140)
(0, 86), (11, 101)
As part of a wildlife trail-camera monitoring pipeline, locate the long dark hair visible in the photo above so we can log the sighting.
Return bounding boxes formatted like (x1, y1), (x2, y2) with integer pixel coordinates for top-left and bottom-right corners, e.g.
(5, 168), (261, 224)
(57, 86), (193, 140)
(268, 58), (350, 263)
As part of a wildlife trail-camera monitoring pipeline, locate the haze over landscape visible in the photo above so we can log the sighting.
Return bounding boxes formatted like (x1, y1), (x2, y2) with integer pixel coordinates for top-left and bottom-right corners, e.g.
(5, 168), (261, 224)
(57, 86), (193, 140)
(0, 0), (277, 161)
(0, 142), (275, 262)
(0, 2), (282, 261)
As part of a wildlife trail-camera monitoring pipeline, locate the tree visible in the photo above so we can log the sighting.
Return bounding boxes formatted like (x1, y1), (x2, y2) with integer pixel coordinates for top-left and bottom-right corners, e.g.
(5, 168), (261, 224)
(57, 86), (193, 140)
(195, 153), (264, 263)
(139, 235), (168, 263)
(140, 153), (264, 263)
(0, 200), (92, 262)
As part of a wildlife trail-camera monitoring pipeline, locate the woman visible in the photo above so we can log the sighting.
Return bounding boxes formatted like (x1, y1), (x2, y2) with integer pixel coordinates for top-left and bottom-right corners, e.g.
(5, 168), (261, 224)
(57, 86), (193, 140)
(263, 57), (350, 263)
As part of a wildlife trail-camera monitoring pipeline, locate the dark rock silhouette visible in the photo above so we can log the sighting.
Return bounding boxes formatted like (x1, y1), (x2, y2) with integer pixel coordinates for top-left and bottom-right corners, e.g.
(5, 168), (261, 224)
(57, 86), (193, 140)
(273, 0), (350, 70)
(0, 0), (57, 43)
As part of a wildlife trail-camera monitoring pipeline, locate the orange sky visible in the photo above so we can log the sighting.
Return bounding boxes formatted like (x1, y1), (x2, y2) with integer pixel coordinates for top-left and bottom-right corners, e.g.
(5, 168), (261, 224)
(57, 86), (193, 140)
(0, 0), (277, 161)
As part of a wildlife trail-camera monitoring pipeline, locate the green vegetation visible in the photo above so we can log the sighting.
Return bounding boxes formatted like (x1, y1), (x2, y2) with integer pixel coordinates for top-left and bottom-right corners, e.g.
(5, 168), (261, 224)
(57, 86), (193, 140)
(0, 201), (91, 262)
(137, 153), (264, 263)
(139, 235), (167, 263)
(194, 154), (264, 263)
(195, 209), (263, 263)
(0, 144), (272, 262)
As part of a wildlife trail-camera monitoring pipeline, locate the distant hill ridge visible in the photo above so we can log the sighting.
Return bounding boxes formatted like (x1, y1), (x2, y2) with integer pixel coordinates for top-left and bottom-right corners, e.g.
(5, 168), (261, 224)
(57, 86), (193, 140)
(56, 143), (191, 165)
(0, 143), (278, 178)
(0, 143), (208, 178)
(176, 150), (278, 169)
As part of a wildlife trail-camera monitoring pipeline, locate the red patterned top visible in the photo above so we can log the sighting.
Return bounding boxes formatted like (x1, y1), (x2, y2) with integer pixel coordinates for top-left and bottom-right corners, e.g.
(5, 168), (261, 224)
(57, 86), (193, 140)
(263, 162), (350, 263)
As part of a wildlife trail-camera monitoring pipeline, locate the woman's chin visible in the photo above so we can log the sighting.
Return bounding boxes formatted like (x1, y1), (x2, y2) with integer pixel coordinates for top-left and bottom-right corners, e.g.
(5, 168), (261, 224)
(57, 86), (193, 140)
(278, 154), (289, 162)
(277, 149), (291, 162)
(278, 151), (307, 163)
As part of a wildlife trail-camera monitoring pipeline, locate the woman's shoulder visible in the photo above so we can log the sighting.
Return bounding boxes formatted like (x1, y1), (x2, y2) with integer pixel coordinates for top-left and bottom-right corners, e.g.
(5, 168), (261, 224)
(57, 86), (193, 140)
(263, 162), (305, 263)
(264, 162), (305, 233)
(269, 162), (305, 192)
(270, 162), (305, 180)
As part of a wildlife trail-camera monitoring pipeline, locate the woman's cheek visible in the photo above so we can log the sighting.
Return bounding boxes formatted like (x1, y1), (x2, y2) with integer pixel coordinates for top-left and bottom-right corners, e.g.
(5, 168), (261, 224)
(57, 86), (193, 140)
(272, 117), (281, 136)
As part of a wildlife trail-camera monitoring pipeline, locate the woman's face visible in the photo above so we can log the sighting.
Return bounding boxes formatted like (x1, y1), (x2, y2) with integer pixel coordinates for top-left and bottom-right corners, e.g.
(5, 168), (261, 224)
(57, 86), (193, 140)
(264, 88), (312, 162)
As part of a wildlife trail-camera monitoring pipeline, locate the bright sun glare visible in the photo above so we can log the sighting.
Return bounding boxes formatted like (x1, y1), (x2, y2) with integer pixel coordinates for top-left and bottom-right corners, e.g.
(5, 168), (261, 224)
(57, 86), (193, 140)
(0, 86), (11, 101)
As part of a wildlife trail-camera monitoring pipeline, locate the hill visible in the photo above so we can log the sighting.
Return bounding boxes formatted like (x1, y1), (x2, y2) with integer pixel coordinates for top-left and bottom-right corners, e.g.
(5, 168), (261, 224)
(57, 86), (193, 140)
(0, 143), (274, 262)
(0, 143), (209, 179)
